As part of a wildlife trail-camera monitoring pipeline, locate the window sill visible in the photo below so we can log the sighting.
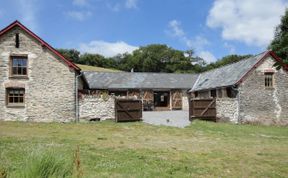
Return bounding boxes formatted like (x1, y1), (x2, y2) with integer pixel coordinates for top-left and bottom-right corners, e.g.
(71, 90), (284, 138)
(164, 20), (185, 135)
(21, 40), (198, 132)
(6, 104), (25, 108)
(265, 87), (275, 90)
(9, 76), (29, 79)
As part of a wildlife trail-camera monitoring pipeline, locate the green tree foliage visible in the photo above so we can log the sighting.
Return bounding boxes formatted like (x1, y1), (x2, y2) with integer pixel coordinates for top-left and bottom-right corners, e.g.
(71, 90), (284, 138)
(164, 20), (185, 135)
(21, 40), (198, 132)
(78, 53), (117, 68)
(57, 45), (252, 73)
(57, 48), (80, 63)
(203, 54), (252, 71)
(117, 44), (196, 73)
(269, 9), (288, 64)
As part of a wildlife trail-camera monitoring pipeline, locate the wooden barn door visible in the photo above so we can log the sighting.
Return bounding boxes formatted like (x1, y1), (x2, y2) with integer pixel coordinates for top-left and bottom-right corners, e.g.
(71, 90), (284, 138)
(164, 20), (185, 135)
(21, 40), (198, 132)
(142, 90), (154, 111)
(171, 90), (182, 110)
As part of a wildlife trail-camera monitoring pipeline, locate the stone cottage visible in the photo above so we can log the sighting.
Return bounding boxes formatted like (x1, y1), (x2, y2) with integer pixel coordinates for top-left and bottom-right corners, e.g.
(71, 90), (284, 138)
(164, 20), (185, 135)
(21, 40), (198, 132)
(189, 51), (288, 125)
(0, 21), (81, 122)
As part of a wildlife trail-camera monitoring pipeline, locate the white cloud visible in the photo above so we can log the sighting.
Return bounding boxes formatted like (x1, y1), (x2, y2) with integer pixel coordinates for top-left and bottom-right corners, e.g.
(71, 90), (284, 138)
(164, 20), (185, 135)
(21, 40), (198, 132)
(198, 51), (217, 63)
(18, 0), (39, 32)
(167, 19), (217, 63)
(224, 42), (236, 54)
(125, 0), (138, 9)
(66, 11), (92, 21)
(73, 0), (89, 6)
(79, 40), (138, 57)
(207, 0), (288, 47)
(168, 20), (185, 37)
(107, 0), (139, 11)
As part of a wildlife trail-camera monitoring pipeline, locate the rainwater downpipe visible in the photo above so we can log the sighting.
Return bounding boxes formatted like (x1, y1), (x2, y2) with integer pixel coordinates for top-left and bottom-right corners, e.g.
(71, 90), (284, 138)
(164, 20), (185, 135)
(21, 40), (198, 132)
(75, 72), (83, 122)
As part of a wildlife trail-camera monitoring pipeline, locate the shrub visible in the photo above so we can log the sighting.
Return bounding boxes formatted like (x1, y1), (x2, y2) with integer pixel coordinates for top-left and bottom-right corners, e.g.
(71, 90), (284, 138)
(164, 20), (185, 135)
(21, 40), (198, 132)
(0, 166), (7, 178)
(12, 150), (73, 178)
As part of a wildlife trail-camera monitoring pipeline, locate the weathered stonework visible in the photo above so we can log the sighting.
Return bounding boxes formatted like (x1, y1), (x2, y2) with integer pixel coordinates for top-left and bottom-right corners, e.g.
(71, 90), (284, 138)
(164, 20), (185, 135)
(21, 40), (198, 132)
(0, 26), (76, 122)
(182, 91), (189, 111)
(216, 98), (238, 123)
(79, 94), (115, 121)
(238, 57), (288, 125)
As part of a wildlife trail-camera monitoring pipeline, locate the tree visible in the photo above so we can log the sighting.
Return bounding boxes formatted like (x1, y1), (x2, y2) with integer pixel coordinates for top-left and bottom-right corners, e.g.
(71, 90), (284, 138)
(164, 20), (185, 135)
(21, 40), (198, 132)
(79, 53), (117, 68)
(57, 49), (80, 63)
(118, 44), (195, 73)
(269, 9), (288, 65)
(203, 54), (252, 71)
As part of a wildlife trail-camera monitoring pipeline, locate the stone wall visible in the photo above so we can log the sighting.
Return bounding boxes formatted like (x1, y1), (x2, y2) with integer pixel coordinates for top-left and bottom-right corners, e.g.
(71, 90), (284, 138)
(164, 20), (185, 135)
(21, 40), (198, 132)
(0, 26), (76, 122)
(239, 57), (288, 125)
(79, 94), (115, 121)
(216, 98), (238, 123)
(182, 91), (189, 111)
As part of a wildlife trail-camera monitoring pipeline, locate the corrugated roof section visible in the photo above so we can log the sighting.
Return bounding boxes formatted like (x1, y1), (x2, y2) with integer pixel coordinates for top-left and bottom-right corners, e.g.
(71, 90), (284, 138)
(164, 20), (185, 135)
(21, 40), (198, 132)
(83, 72), (199, 90)
(191, 51), (268, 91)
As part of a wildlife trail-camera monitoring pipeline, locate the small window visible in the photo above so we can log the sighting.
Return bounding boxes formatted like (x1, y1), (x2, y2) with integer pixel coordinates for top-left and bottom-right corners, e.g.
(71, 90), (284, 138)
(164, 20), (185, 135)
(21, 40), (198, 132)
(11, 56), (28, 77)
(226, 87), (237, 98)
(265, 73), (274, 88)
(194, 91), (198, 98)
(6, 88), (25, 107)
(210, 89), (216, 98)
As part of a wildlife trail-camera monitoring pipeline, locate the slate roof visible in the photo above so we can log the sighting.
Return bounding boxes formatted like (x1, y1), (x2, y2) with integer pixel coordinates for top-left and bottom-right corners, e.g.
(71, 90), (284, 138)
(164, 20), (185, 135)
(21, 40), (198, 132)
(82, 51), (284, 92)
(83, 72), (199, 90)
(190, 51), (269, 91)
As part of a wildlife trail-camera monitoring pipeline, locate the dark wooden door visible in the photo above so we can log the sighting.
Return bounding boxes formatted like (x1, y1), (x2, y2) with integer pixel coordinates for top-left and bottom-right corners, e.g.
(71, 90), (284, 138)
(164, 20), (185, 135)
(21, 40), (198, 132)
(115, 99), (142, 122)
(189, 98), (216, 121)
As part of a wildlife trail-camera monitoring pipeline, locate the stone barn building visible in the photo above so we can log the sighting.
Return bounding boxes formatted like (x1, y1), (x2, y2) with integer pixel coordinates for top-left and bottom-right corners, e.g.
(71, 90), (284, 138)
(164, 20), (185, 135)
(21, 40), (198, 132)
(189, 51), (288, 125)
(82, 72), (198, 111)
(79, 72), (198, 120)
(0, 21), (81, 122)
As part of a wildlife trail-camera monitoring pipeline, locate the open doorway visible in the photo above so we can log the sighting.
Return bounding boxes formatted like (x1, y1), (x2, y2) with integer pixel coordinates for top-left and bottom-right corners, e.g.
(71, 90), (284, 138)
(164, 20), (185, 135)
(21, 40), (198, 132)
(154, 91), (170, 110)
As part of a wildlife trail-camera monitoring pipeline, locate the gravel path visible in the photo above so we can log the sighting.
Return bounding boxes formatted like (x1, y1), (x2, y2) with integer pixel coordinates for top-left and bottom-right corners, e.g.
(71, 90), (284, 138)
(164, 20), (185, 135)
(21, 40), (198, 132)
(142, 110), (191, 128)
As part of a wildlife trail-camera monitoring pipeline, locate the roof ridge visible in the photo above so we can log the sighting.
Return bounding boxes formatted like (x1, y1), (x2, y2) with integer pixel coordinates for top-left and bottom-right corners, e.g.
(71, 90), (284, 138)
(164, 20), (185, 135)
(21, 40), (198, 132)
(84, 71), (197, 76)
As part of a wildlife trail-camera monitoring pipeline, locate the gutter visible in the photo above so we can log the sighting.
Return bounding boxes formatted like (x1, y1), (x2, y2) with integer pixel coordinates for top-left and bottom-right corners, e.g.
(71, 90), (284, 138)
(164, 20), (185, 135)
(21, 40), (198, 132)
(75, 72), (83, 122)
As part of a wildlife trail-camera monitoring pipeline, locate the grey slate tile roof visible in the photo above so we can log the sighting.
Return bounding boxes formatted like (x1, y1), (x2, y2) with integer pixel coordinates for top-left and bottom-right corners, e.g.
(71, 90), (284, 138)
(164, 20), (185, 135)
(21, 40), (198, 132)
(83, 72), (199, 90)
(82, 51), (271, 91)
(191, 51), (268, 91)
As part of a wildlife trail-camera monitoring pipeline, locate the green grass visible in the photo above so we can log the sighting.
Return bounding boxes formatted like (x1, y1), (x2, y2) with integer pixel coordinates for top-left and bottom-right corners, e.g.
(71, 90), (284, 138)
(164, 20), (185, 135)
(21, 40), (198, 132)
(76, 64), (122, 72)
(0, 121), (287, 177)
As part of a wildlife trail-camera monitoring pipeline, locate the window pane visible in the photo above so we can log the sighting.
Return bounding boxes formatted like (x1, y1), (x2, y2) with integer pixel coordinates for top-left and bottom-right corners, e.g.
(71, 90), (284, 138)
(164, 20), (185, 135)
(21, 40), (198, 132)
(23, 67), (27, 75)
(18, 67), (22, 75)
(22, 59), (27, 66)
(14, 97), (19, 103)
(12, 58), (19, 66)
(12, 67), (17, 75)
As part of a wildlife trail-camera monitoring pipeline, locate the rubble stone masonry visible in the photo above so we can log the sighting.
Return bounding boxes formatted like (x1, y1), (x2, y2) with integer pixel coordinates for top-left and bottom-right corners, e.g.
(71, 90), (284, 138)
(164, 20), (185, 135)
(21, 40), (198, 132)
(0, 27), (76, 122)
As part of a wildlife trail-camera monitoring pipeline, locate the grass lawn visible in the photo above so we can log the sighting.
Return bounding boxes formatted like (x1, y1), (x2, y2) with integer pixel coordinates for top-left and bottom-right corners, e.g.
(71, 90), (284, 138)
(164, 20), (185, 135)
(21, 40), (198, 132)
(76, 64), (122, 72)
(0, 120), (287, 177)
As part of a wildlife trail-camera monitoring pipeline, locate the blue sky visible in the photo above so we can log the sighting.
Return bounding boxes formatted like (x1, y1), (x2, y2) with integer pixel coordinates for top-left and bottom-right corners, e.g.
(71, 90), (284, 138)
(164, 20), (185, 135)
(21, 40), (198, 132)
(0, 0), (287, 63)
